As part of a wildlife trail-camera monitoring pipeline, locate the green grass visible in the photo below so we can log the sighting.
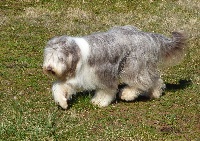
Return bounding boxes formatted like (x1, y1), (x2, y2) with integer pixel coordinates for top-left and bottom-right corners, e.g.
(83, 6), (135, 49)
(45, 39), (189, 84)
(0, 0), (199, 140)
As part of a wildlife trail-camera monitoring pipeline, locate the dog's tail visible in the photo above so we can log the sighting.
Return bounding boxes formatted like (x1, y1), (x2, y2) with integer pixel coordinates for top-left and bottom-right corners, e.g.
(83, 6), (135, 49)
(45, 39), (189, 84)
(160, 32), (187, 66)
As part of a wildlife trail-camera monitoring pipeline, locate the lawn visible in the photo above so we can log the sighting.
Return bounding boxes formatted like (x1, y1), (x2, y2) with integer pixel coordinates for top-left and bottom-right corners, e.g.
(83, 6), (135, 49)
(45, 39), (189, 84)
(0, 0), (199, 140)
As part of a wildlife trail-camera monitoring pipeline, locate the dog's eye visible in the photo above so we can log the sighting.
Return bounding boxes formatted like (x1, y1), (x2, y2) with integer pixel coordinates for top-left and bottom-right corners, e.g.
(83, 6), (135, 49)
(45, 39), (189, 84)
(58, 57), (64, 62)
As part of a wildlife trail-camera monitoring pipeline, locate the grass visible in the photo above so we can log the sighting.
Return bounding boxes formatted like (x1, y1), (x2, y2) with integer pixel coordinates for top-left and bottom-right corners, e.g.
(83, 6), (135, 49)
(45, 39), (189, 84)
(0, 0), (199, 140)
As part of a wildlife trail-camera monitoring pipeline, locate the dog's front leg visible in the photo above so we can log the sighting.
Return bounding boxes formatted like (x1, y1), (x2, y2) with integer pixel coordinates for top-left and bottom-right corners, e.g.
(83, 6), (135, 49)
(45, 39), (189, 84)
(91, 89), (117, 107)
(52, 81), (75, 109)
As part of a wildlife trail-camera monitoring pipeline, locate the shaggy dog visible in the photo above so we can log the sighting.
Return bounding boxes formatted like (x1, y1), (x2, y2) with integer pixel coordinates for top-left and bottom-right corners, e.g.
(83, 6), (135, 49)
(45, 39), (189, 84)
(43, 25), (186, 109)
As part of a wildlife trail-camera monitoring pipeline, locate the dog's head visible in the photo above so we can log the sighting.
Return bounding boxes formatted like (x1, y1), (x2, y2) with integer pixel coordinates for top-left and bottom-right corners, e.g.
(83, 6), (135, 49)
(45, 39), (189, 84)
(43, 36), (80, 80)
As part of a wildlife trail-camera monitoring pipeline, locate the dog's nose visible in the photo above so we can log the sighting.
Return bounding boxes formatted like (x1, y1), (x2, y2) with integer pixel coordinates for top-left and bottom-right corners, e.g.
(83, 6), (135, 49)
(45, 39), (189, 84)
(46, 66), (55, 75)
(47, 66), (52, 71)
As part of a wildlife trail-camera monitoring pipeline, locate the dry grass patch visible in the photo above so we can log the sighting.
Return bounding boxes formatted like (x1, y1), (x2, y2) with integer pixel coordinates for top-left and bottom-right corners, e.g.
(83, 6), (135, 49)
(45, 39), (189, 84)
(178, 0), (200, 9)
(0, 12), (8, 26)
(21, 7), (55, 19)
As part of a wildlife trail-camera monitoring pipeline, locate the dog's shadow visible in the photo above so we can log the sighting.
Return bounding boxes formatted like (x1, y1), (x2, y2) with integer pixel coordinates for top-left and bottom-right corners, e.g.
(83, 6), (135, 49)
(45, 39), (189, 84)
(165, 79), (192, 92)
(60, 79), (192, 110)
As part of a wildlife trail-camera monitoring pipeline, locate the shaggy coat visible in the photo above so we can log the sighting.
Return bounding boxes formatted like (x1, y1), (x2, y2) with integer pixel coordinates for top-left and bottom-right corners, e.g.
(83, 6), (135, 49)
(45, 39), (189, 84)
(43, 25), (186, 109)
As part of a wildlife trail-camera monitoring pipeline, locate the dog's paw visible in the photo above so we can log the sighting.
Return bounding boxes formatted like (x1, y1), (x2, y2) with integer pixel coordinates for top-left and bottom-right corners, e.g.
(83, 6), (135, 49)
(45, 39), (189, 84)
(91, 97), (110, 107)
(119, 87), (140, 101)
(91, 94), (114, 107)
(91, 90), (116, 107)
(54, 97), (68, 109)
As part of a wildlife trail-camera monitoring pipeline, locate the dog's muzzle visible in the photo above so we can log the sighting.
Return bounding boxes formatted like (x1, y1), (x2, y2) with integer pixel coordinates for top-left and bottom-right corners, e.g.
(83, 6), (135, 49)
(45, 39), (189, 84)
(43, 66), (56, 75)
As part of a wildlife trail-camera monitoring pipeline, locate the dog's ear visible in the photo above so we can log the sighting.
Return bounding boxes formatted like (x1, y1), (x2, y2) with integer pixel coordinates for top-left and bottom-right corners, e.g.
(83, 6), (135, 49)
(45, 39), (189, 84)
(59, 40), (81, 78)
(59, 40), (80, 63)
(68, 41), (81, 64)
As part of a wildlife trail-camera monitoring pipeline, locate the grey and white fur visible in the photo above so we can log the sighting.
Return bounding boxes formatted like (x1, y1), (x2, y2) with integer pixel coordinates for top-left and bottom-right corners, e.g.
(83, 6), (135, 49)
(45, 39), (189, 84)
(43, 25), (186, 109)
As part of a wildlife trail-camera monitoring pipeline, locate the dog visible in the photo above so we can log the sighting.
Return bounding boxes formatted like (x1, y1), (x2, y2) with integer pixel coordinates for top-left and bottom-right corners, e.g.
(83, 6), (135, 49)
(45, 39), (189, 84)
(43, 25), (186, 109)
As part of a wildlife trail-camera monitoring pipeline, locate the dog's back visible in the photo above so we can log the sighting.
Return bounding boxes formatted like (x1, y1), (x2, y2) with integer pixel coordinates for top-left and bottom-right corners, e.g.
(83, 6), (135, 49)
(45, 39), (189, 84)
(83, 25), (186, 89)
(85, 25), (186, 67)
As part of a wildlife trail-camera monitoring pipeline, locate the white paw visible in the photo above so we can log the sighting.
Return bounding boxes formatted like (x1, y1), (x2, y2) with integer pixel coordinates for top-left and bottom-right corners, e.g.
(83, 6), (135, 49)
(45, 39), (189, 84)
(151, 90), (162, 99)
(91, 97), (111, 107)
(119, 87), (139, 101)
(91, 91), (115, 107)
(54, 95), (68, 109)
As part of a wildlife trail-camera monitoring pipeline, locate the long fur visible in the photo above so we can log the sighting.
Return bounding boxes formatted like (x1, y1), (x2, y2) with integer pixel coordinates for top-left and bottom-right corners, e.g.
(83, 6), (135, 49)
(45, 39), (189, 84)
(43, 25), (186, 109)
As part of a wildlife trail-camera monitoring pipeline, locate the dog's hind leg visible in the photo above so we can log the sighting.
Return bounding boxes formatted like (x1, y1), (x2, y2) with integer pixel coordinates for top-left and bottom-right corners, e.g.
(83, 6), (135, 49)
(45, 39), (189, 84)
(150, 78), (166, 99)
(91, 88), (117, 107)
